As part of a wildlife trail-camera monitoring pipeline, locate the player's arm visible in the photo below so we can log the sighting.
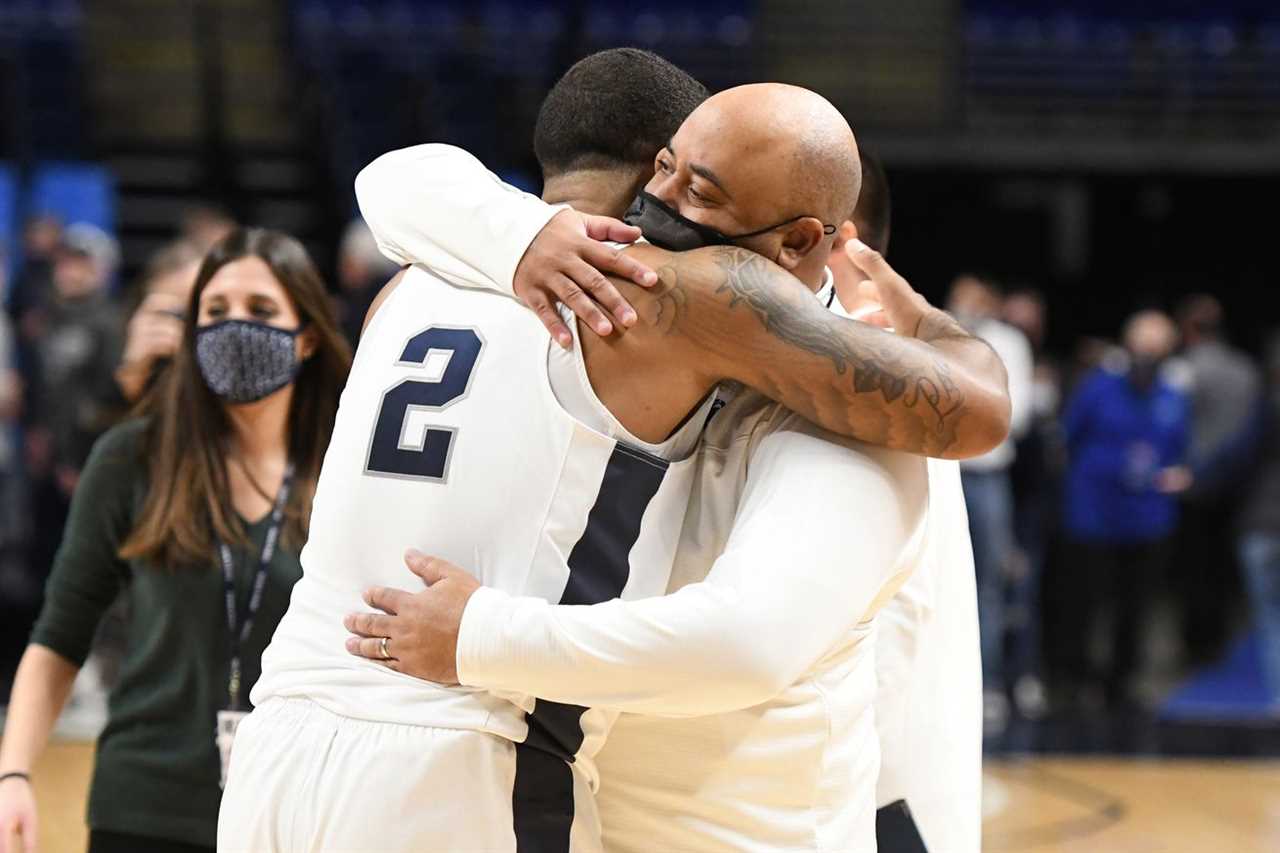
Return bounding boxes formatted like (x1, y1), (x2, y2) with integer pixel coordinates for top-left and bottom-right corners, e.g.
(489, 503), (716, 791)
(355, 144), (655, 344)
(348, 420), (927, 716)
(354, 144), (563, 292)
(614, 242), (1011, 460)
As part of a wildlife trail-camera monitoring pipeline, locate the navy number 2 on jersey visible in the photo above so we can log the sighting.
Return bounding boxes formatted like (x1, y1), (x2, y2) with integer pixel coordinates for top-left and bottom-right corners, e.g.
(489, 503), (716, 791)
(365, 326), (483, 481)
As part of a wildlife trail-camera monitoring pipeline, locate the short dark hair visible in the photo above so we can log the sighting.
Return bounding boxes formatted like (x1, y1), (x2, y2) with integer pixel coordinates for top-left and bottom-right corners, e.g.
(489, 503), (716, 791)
(534, 48), (709, 179)
(852, 147), (891, 254)
(1176, 293), (1223, 340)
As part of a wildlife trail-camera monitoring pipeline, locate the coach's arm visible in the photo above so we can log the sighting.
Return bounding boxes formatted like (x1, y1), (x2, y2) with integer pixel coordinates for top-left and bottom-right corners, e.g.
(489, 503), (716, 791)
(346, 416), (927, 716)
(598, 240), (1010, 459)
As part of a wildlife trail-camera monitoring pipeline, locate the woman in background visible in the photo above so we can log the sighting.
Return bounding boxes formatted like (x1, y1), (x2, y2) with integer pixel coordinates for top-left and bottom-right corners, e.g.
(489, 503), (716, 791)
(0, 228), (351, 853)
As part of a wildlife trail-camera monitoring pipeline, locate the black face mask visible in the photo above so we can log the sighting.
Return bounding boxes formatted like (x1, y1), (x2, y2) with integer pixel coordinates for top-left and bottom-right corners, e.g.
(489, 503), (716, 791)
(623, 191), (835, 252)
(1129, 354), (1164, 391)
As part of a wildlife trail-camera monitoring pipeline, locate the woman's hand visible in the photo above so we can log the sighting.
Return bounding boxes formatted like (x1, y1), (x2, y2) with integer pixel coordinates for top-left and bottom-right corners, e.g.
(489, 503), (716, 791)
(0, 775), (38, 853)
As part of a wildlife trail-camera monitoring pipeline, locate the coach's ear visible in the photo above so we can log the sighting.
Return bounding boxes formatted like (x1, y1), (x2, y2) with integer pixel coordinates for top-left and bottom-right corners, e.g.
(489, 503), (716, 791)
(773, 217), (829, 271)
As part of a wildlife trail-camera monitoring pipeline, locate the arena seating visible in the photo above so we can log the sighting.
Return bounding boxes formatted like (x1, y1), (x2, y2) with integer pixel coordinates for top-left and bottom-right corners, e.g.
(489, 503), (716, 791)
(964, 2), (1280, 132)
(289, 1), (756, 185)
(0, 0), (86, 160)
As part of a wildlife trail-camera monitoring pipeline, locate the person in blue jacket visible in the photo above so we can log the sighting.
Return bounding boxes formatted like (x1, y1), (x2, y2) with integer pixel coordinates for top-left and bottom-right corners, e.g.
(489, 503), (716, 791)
(1060, 309), (1190, 710)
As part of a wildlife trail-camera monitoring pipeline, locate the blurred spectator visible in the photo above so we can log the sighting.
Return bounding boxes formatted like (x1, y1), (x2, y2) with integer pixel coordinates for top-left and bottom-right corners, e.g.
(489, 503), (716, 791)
(180, 204), (237, 253)
(1235, 332), (1280, 708)
(114, 240), (203, 404)
(1174, 294), (1262, 664)
(1, 306), (30, 699)
(23, 224), (125, 576)
(334, 218), (399, 344)
(1059, 310), (1190, 710)
(947, 275), (1034, 731)
(4, 215), (63, 323)
(1, 298), (23, 549)
(1002, 289), (1062, 719)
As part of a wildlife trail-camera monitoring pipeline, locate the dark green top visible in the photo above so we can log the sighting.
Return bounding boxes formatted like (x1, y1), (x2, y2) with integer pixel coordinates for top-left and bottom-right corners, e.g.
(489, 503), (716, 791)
(30, 419), (303, 847)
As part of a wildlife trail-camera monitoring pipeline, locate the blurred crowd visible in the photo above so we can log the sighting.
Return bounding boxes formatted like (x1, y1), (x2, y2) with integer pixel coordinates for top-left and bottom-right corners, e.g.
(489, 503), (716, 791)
(945, 276), (1280, 735)
(2, 208), (1279, 735)
(0, 210), (398, 701)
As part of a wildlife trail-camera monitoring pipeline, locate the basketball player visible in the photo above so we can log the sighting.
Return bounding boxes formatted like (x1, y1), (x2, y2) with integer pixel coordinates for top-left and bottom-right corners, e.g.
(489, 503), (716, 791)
(218, 57), (1007, 853)
(338, 77), (998, 853)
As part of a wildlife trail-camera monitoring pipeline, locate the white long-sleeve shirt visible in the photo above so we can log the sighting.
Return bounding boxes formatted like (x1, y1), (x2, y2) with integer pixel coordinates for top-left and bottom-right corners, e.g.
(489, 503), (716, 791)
(463, 393), (929, 853)
(828, 298), (984, 853)
(459, 402), (928, 719)
(356, 145), (932, 852)
(961, 317), (1033, 472)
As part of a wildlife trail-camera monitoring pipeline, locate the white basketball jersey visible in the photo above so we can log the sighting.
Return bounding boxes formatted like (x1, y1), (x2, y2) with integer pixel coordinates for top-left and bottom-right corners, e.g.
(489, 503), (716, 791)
(253, 266), (707, 781)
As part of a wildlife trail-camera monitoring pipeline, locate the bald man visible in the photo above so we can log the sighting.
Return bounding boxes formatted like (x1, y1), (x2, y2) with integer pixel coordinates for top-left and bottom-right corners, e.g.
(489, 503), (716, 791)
(340, 78), (1007, 852)
(1061, 310), (1189, 708)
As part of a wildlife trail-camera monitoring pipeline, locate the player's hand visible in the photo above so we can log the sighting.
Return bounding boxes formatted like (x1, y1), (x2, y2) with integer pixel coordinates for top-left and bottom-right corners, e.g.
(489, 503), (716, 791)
(843, 239), (935, 339)
(343, 550), (481, 685)
(0, 774), (38, 853)
(514, 209), (658, 349)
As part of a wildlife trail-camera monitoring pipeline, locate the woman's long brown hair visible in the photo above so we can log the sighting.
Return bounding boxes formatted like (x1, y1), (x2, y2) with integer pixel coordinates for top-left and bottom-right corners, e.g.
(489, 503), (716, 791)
(119, 228), (353, 568)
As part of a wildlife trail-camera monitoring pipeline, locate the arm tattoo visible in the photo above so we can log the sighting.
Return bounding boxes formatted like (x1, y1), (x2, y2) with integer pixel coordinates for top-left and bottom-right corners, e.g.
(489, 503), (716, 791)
(646, 262), (689, 335)
(707, 247), (967, 453)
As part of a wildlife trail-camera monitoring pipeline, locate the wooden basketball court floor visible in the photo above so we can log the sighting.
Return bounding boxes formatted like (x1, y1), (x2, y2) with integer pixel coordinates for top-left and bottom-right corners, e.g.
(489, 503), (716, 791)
(17, 742), (1280, 852)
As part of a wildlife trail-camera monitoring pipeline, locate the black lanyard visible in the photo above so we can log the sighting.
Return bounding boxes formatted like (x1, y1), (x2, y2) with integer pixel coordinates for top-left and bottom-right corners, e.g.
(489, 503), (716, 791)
(218, 463), (294, 710)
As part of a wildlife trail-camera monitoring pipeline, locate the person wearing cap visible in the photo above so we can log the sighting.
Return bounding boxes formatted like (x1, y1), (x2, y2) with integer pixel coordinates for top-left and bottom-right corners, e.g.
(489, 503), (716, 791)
(22, 223), (126, 573)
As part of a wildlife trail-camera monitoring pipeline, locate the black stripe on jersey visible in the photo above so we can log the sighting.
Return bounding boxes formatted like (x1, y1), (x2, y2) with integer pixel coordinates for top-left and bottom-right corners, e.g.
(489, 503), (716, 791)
(512, 442), (670, 853)
(876, 800), (929, 852)
(561, 443), (670, 606)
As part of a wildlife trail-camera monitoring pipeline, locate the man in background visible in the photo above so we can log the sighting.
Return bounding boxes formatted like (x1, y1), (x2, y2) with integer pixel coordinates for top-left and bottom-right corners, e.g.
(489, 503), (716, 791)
(947, 274), (1035, 733)
(1235, 332), (1280, 708)
(830, 150), (983, 852)
(1002, 289), (1060, 719)
(1175, 294), (1261, 665)
(23, 224), (124, 576)
(3, 215), (62, 328)
(178, 203), (236, 252)
(0, 289), (29, 701)
(1060, 310), (1189, 710)
(333, 218), (400, 344)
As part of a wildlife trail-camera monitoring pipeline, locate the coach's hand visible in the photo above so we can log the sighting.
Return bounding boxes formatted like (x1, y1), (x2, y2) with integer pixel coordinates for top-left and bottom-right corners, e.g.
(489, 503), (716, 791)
(514, 209), (658, 349)
(343, 550), (481, 685)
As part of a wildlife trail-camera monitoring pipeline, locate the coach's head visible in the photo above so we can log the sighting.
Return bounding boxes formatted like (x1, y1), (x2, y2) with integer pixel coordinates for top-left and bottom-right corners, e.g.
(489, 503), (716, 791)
(625, 83), (861, 292)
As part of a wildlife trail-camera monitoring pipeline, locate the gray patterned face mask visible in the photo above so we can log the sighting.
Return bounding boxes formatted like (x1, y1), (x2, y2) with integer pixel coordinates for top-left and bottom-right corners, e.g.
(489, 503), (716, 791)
(195, 319), (302, 404)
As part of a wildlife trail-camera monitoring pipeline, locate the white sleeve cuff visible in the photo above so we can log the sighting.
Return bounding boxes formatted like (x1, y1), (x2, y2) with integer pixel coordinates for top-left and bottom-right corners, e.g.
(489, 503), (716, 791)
(489, 200), (569, 297)
(455, 584), (516, 688)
